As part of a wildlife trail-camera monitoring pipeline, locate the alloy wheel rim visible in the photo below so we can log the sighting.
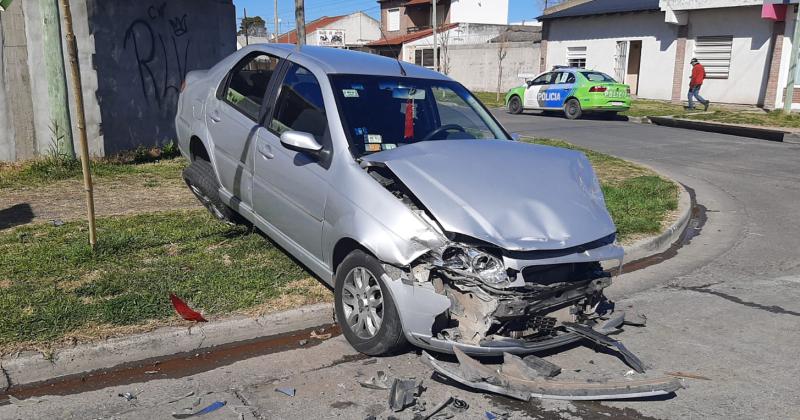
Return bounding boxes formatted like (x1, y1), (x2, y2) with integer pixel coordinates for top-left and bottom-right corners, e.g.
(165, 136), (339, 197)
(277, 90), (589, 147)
(341, 266), (384, 339)
(188, 183), (226, 220)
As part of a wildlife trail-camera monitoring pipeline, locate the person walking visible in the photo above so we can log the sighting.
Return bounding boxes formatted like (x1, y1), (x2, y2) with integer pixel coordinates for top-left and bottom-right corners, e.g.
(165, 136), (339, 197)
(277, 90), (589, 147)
(688, 58), (710, 111)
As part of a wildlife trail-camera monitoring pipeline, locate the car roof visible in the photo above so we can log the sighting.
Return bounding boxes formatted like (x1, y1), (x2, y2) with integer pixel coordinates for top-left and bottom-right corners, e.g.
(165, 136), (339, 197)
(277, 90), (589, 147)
(244, 44), (451, 81)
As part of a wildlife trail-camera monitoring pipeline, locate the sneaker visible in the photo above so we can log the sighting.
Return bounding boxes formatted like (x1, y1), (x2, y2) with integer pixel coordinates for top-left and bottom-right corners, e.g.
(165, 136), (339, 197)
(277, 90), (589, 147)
(703, 101), (710, 111)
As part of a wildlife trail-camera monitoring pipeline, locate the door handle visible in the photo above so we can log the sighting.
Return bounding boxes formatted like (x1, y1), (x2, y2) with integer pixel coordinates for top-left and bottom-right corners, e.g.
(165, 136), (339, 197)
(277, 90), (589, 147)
(257, 141), (274, 159)
(209, 111), (221, 123)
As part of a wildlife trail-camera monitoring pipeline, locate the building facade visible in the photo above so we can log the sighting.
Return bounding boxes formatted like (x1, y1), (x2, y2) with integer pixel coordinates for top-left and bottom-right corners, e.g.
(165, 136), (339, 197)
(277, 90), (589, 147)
(276, 12), (381, 50)
(0, 0), (236, 162)
(540, 0), (796, 109)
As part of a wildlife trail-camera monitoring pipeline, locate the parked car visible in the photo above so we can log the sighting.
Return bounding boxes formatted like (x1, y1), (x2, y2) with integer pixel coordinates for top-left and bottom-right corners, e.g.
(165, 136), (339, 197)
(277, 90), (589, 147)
(176, 45), (624, 357)
(505, 67), (631, 119)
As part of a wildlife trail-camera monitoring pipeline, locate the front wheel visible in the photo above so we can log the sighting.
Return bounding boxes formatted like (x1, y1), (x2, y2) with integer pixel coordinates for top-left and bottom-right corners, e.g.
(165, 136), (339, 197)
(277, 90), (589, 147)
(182, 159), (244, 225)
(334, 250), (406, 356)
(564, 98), (583, 120)
(507, 96), (523, 114)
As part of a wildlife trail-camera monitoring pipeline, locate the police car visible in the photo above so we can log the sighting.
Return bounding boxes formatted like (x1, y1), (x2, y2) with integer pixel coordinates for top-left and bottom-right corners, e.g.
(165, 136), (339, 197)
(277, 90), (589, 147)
(505, 67), (631, 119)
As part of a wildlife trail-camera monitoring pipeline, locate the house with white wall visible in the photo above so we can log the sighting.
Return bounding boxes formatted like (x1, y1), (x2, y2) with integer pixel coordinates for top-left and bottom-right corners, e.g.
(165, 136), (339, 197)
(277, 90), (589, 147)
(539, 0), (796, 109)
(277, 12), (381, 50)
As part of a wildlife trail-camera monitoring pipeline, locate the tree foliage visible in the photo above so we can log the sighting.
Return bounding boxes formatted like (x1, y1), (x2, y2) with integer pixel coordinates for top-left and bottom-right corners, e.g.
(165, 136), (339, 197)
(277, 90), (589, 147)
(239, 16), (267, 37)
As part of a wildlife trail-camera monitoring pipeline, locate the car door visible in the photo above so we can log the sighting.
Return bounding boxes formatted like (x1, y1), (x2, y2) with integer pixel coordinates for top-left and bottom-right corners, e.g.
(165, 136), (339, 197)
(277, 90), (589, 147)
(548, 71), (577, 109)
(524, 72), (554, 109)
(252, 62), (330, 260)
(207, 52), (281, 206)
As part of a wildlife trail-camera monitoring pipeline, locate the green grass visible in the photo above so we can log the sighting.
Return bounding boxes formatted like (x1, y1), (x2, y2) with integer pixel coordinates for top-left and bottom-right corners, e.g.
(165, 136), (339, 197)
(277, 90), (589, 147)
(529, 138), (678, 239)
(0, 157), (187, 190)
(473, 91), (507, 108)
(683, 109), (800, 129)
(0, 210), (315, 349)
(622, 99), (686, 118)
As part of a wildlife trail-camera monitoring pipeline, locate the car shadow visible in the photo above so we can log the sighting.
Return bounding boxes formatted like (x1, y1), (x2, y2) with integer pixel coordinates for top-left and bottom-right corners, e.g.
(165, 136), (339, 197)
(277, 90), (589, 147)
(0, 203), (34, 230)
(520, 111), (631, 122)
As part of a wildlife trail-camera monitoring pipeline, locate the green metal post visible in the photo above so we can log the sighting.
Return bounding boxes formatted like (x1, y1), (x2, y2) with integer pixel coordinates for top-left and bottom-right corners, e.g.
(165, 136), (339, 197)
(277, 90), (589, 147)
(39, 0), (74, 157)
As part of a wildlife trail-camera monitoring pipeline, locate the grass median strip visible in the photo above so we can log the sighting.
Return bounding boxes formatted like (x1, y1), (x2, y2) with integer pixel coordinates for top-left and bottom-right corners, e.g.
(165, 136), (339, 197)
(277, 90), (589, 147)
(0, 139), (677, 350)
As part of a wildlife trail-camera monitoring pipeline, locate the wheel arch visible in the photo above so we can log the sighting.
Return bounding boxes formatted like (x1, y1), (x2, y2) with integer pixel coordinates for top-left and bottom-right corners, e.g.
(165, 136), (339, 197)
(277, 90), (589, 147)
(332, 237), (375, 277)
(189, 136), (210, 162)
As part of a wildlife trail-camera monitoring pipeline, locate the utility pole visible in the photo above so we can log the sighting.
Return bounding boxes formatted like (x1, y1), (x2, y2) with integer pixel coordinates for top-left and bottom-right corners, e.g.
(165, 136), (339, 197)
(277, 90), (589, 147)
(59, 0), (97, 249)
(432, 0), (438, 72)
(244, 8), (250, 46)
(40, 0), (74, 158)
(785, 5), (800, 113)
(295, 0), (305, 48)
(274, 0), (279, 42)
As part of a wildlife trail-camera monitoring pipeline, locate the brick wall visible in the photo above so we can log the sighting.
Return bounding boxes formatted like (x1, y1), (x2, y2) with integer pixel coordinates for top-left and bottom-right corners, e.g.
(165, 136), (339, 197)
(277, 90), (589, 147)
(670, 25), (688, 103)
(764, 22), (786, 109)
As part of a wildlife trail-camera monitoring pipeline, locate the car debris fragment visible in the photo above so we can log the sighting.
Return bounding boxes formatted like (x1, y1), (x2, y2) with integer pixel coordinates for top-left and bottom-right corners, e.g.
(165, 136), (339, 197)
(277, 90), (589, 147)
(165, 391), (195, 404)
(665, 371), (711, 381)
(388, 378), (421, 412)
(562, 322), (645, 373)
(169, 293), (208, 322)
(359, 371), (390, 390)
(171, 401), (226, 418)
(275, 387), (296, 397)
(118, 392), (137, 401)
(422, 348), (683, 401)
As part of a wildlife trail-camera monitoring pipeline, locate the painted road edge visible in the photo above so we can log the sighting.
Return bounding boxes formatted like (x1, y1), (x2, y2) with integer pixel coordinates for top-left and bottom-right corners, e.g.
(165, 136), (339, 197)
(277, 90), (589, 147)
(0, 182), (692, 391)
(1, 303), (334, 390)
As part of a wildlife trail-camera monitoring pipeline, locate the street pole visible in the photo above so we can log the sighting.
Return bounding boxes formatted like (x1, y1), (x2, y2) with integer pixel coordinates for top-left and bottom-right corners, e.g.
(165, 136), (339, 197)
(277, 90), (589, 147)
(432, 0), (438, 72)
(295, 0), (305, 48)
(274, 0), (279, 42)
(785, 5), (800, 114)
(244, 8), (250, 46)
(59, 0), (97, 249)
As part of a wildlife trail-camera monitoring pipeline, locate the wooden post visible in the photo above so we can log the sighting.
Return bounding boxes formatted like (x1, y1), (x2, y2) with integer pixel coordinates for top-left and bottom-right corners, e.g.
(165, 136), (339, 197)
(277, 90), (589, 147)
(295, 0), (305, 47)
(40, 0), (74, 157)
(244, 8), (249, 46)
(785, 5), (800, 113)
(59, 0), (97, 249)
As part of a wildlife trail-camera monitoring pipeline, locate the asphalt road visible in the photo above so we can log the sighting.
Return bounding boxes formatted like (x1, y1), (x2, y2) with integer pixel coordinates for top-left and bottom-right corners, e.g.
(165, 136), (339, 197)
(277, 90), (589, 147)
(3, 113), (800, 420)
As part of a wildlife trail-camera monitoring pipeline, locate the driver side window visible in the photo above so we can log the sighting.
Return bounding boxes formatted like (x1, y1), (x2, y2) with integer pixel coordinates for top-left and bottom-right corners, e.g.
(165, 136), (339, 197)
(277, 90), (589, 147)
(530, 73), (554, 86)
(221, 53), (280, 121)
(269, 63), (328, 143)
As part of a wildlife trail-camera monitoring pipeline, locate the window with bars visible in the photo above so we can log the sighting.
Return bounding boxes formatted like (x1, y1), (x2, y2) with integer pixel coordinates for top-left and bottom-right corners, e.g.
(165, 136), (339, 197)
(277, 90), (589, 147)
(694, 36), (733, 79)
(566, 46), (587, 69)
(414, 48), (439, 69)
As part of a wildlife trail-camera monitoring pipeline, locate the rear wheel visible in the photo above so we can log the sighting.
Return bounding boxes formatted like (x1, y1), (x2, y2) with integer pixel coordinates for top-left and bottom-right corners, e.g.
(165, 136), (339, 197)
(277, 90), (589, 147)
(182, 159), (243, 225)
(564, 98), (583, 120)
(507, 95), (523, 114)
(334, 250), (406, 356)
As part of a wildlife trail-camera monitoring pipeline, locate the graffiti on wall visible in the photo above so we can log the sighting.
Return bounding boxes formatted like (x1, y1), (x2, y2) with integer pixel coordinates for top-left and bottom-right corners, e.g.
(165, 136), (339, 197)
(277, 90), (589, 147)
(124, 2), (191, 110)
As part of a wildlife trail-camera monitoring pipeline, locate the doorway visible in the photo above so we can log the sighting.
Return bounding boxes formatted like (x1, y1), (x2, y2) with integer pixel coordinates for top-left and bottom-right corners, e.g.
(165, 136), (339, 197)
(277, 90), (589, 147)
(625, 41), (642, 95)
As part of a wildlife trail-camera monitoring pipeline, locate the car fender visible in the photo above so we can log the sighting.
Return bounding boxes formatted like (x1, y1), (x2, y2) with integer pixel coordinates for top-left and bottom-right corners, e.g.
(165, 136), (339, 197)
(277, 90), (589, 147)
(505, 86), (526, 106)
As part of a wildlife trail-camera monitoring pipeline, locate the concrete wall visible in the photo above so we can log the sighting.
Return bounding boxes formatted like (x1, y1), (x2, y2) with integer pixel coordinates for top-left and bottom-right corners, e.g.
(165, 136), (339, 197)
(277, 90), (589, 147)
(450, 0), (508, 25)
(0, 0), (36, 161)
(678, 6), (773, 105)
(546, 11), (679, 101)
(88, 0), (235, 154)
(446, 42), (540, 92)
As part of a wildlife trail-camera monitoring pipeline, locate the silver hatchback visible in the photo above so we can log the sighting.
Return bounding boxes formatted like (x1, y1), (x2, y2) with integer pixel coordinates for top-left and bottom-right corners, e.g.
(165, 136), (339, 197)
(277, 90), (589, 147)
(175, 45), (624, 356)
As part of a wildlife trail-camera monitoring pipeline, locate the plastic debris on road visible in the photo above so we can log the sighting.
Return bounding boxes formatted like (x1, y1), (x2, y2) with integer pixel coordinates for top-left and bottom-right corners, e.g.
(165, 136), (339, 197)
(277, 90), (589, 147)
(359, 370), (390, 390)
(275, 387), (296, 397)
(169, 293), (208, 322)
(171, 401), (226, 418)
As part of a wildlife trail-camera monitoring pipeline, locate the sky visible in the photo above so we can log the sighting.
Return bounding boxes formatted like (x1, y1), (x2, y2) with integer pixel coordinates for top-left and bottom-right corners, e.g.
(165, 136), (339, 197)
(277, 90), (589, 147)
(232, 0), (545, 33)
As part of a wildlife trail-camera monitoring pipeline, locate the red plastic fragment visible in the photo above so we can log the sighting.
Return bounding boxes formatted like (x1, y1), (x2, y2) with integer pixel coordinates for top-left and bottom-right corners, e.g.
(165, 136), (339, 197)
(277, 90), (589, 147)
(169, 293), (208, 322)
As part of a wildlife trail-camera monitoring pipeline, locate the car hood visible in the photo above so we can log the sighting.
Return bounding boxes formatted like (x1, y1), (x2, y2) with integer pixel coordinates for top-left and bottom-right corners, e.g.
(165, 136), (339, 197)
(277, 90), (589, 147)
(363, 140), (616, 251)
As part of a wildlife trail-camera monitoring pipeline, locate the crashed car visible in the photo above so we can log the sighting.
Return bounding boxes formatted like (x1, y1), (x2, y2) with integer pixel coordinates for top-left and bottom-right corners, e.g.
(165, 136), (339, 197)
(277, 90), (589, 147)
(175, 45), (624, 357)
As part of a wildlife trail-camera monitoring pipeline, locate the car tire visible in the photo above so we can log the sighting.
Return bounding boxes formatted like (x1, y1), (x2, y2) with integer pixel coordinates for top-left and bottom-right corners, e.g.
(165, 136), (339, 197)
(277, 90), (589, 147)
(507, 95), (523, 114)
(182, 159), (244, 225)
(564, 98), (583, 120)
(334, 249), (406, 356)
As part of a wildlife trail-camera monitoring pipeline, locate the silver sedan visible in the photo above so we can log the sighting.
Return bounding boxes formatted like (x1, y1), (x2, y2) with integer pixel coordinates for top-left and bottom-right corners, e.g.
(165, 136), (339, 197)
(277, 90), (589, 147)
(175, 44), (624, 356)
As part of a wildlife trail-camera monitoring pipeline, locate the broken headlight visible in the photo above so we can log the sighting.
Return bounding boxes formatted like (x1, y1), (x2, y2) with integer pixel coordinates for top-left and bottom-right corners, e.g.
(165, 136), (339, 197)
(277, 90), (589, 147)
(440, 246), (508, 285)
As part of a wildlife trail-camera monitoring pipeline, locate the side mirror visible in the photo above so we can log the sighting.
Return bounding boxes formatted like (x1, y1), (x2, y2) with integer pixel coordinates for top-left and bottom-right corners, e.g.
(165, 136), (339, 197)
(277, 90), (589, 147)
(511, 133), (521, 141)
(280, 131), (323, 157)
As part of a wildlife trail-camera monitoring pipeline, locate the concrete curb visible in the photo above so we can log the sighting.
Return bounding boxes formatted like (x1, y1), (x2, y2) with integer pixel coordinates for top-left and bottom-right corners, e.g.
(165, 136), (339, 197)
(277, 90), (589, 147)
(1, 303), (334, 390)
(648, 116), (787, 142)
(622, 182), (692, 264)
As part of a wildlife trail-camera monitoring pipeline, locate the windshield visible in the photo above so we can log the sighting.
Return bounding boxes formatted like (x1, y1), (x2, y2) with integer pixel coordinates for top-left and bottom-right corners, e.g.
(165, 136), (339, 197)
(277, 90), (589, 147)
(580, 71), (617, 83)
(330, 75), (509, 157)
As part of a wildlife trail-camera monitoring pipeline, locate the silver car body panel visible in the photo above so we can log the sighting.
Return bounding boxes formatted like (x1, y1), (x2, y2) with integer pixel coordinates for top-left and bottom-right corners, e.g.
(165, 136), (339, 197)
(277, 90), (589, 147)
(176, 45), (625, 355)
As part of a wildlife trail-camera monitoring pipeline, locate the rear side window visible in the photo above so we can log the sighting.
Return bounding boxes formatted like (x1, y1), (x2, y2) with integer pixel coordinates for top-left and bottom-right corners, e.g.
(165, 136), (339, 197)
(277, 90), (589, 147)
(222, 53), (280, 120)
(269, 63), (328, 143)
(581, 71), (617, 83)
